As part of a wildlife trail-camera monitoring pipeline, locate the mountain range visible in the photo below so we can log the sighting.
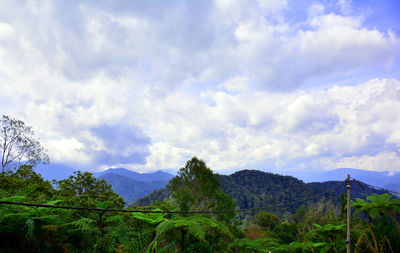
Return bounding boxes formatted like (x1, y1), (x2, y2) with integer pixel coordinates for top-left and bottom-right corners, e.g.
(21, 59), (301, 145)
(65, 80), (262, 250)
(93, 168), (174, 182)
(33, 164), (398, 206)
(33, 165), (175, 204)
(288, 168), (400, 193)
(135, 170), (390, 215)
(96, 173), (170, 204)
(93, 168), (174, 204)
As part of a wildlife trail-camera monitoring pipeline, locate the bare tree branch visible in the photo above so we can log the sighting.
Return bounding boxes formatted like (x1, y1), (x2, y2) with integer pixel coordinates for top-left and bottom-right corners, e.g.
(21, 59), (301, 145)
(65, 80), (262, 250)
(0, 115), (49, 173)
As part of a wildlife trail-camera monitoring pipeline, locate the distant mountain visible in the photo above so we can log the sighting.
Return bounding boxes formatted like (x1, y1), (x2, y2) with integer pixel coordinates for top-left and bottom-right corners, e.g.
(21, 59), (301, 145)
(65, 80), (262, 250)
(309, 180), (388, 200)
(98, 172), (169, 204)
(318, 168), (400, 188)
(384, 183), (400, 195)
(287, 168), (400, 188)
(135, 169), (391, 215)
(94, 168), (174, 182)
(34, 163), (76, 181)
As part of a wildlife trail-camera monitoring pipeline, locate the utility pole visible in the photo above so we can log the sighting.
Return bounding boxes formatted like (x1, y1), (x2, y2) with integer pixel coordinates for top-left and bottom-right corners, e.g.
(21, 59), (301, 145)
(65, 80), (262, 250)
(346, 174), (351, 253)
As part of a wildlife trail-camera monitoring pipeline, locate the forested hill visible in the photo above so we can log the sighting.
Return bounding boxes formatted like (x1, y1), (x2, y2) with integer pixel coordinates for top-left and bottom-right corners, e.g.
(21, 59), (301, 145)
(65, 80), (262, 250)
(218, 170), (339, 214)
(134, 169), (389, 215)
(97, 173), (169, 204)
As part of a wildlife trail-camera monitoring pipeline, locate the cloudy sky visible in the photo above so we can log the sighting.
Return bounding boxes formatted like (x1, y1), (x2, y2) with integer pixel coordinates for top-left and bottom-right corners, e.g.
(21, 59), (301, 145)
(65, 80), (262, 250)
(1, 0), (400, 175)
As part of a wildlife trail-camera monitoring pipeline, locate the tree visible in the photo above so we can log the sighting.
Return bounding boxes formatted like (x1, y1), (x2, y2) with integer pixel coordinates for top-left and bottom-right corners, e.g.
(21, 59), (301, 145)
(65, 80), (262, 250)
(147, 215), (233, 252)
(55, 170), (125, 208)
(0, 164), (54, 200)
(1, 115), (49, 173)
(254, 210), (280, 231)
(167, 157), (236, 222)
(352, 194), (400, 252)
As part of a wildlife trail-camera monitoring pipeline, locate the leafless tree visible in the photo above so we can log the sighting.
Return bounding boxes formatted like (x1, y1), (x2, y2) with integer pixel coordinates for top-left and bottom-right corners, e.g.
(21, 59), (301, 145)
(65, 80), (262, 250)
(1, 115), (49, 173)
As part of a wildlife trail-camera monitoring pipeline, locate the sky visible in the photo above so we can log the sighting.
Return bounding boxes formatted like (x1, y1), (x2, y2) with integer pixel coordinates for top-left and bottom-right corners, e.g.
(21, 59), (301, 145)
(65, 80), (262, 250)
(0, 0), (400, 175)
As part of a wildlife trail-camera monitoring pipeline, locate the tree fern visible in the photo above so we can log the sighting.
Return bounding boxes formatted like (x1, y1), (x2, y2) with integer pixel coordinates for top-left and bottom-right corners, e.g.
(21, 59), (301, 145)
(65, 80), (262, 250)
(228, 238), (280, 252)
(25, 219), (35, 238)
(155, 219), (175, 238)
(66, 217), (97, 232)
(132, 209), (168, 225)
(148, 215), (234, 252)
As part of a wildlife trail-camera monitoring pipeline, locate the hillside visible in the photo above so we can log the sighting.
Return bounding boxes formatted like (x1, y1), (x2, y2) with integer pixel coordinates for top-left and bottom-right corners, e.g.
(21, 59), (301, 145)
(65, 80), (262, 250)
(135, 169), (390, 215)
(309, 180), (388, 199)
(98, 173), (169, 204)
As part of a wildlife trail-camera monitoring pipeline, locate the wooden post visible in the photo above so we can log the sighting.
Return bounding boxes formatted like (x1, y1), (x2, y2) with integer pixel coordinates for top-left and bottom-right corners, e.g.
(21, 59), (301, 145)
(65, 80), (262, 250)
(346, 174), (351, 253)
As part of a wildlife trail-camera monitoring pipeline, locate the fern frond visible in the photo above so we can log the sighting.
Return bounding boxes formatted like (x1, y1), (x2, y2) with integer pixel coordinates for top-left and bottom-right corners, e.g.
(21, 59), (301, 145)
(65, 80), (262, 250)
(105, 214), (124, 223)
(156, 219), (174, 238)
(228, 238), (279, 252)
(15, 185), (39, 197)
(0, 189), (10, 199)
(185, 220), (206, 240)
(25, 219), (35, 238)
(0, 195), (27, 202)
(132, 210), (167, 225)
(65, 217), (97, 231)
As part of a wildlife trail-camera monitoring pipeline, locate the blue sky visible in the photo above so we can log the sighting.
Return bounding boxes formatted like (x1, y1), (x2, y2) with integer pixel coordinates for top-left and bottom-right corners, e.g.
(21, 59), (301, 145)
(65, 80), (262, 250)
(0, 0), (399, 174)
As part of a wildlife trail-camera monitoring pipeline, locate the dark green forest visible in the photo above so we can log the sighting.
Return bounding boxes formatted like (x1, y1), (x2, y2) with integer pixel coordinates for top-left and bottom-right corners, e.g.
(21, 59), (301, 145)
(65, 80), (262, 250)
(1, 157), (399, 252)
(135, 170), (388, 216)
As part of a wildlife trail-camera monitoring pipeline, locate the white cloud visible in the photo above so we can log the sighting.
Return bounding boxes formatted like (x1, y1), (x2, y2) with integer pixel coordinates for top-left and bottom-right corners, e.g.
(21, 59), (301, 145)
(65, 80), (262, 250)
(322, 152), (400, 172)
(0, 1), (399, 174)
(310, 13), (362, 29)
(0, 22), (15, 40)
(337, 0), (353, 15)
(141, 78), (400, 172)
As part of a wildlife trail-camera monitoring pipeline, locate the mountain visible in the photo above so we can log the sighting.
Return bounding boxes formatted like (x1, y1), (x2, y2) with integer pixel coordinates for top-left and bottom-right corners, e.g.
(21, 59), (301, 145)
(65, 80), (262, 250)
(289, 168), (400, 188)
(98, 172), (169, 204)
(384, 182), (400, 195)
(134, 169), (391, 215)
(34, 163), (76, 181)
(94, 168), (174, 182)
(218, 170), (340, 215)
(318, 168), (400, 187)
(309, 180), (388, 200)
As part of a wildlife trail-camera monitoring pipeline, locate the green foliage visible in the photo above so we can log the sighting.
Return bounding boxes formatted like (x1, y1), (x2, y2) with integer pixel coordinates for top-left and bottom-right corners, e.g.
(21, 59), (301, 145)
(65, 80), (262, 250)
(352, 193), (400, 221)
(352, 193), (400, 252)
(131, 209), (168, 225)
(135, 188), (172, 206)
(272, 222), (298, 244)
(0, 165), (54, 200)
(138, 170), (389, 219)
(228, 238), (280, 252)
(167, 157), (236, 222)
(148, 215), (234, 252)
(218, 170), (340, 217)
(305, 223), (346, 252)
(0, 191), (67, 252)
(254, 210), (280, 231)
(54, 170), (125, 208)
(1, 156), (399, 253)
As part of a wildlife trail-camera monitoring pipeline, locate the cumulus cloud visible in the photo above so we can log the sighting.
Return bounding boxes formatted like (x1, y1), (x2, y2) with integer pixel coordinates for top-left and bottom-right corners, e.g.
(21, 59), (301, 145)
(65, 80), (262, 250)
(142, 78), (400, 173)
(0, 0), (399, 173)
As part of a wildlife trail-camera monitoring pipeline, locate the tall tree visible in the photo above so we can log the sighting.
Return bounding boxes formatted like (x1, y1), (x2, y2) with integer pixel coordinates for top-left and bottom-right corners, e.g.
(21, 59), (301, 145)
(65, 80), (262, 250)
(55, 170), (125, 208)
(167, 157), (236, 222)
(1, 115), (49, 173)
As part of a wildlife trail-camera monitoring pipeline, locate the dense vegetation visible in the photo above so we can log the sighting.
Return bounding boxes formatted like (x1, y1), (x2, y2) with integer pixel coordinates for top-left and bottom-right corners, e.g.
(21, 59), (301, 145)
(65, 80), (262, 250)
(1, 157), (399, 252)
(135, 170), (388, 216)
